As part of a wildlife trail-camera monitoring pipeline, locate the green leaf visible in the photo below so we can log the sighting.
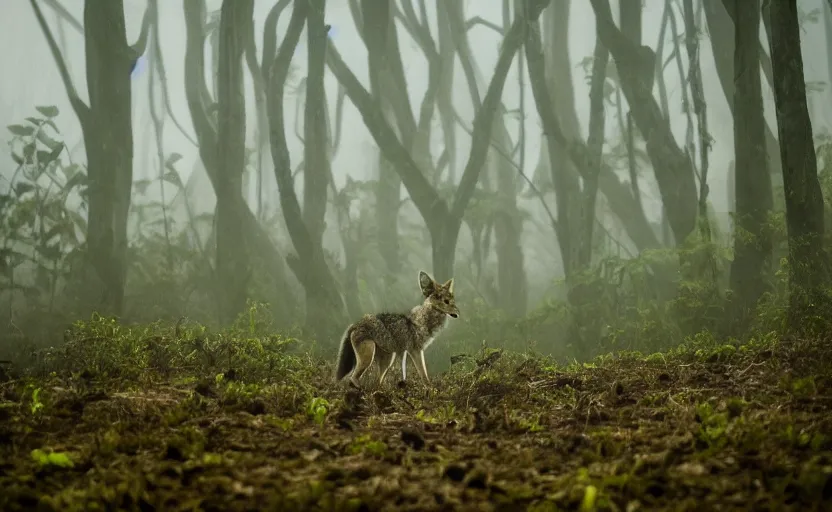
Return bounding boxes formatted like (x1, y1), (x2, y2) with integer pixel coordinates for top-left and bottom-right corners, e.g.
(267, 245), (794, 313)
(14, 182), (35, 197)
(35, 242), (63, 262)
(37, 130), (64, 151)
(36, 150), (58, 166)
(69, 210), (87, 231)
(44, 119), (60, 133)
(162, 170), (183, 188)
(7, 124), (34, 137)
(62, 163), (82, 180)
(48, 144), (64, 162)
(35, 105), (60, 118)
(23, 143), (36, 162)
(134, 178), (152, 195)
(64, 172), (87, 192)
(43, 224), (64, 243)
(165, 152), (183, 168)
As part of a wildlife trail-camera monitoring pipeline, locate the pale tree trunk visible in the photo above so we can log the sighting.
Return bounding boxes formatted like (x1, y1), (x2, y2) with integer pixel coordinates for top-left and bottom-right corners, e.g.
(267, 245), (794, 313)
(442, 0), (527, 316)
(328, 2), (545, 283)
(578, 39), (610, 271)
(262, 0), (346, 340)
(302, 0), (343, 331)
(539, 0), (583, 276)
(183, 0), (292, 324)
(355, 0), (403, 293)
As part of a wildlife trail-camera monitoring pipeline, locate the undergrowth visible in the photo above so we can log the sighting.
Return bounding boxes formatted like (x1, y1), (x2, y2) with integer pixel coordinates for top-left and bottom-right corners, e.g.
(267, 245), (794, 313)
(1, 317), (831, 510)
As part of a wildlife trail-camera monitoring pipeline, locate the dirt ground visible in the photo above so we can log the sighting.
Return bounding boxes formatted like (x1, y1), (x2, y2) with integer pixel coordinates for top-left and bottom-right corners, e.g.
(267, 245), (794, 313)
(1, 335), (831, 511)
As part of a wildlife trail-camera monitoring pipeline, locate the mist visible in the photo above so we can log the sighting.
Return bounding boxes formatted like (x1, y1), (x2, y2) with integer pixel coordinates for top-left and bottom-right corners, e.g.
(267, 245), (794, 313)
(1, 1), (832, 508)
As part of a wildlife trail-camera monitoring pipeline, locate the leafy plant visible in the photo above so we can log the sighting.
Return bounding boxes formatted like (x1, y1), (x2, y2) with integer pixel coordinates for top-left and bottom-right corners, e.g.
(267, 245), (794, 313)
(2, 107), (87, 331)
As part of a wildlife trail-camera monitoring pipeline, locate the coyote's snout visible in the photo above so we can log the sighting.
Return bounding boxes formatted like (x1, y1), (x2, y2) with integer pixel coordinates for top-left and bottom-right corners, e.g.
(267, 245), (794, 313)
(334, 270), (459, 389)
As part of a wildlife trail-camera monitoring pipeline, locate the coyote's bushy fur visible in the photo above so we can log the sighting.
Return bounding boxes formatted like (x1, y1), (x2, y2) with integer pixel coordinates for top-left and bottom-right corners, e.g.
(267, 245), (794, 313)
(334, 271), (460, 388)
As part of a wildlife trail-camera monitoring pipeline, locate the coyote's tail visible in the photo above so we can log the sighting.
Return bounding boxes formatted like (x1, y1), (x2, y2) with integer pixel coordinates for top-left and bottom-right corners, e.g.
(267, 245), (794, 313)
(334, 325), (356, 381)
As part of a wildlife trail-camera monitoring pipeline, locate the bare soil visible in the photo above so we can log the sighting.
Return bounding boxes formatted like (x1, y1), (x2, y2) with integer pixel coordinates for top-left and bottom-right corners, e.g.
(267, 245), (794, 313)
(1, 337), (831, 511)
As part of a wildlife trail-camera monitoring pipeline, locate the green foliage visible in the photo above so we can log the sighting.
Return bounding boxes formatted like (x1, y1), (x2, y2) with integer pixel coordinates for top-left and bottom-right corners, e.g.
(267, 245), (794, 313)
(19, 311), (313, 389)
(306, 396), (330, 426)
(30, 448), (74, 469)
(2, 108), (87, 339)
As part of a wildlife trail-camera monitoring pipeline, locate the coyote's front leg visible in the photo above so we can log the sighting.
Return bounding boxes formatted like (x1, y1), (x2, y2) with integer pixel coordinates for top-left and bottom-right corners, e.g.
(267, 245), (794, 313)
(407, 349), (430, 384)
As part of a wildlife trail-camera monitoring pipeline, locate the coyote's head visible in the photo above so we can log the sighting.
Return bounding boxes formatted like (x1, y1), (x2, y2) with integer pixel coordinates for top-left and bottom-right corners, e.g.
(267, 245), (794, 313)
(418, 270), (460, 319)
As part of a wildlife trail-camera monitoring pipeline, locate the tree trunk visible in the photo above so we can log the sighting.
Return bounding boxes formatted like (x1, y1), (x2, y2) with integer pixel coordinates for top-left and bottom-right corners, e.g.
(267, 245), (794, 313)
(182, 0), (292, 325)
(436, 2), (457, 184)
(80, 1), (135, 317)
(540, 0), (583, 276)
(590, 0), (698, 246)
(531, 2), (661, 260)
(442, 1), (527, 316)
(702, 0), (782, 187)
(32, 0), (152, 318)
(263, 0), (346, 340)
(302, 0), (343, 331)
(767, 0), (829, 325)
(725, 0), (773, 327)
(328, 4), (542, 285)
(214, 0), (253, 324)
(492, 121), (528, 317)
(359, 0), (403, 291)
(579, 38), (610, 271)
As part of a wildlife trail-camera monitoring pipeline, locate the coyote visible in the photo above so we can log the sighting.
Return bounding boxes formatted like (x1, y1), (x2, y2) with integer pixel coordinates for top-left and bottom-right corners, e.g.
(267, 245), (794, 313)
(334, 271), (460, 388)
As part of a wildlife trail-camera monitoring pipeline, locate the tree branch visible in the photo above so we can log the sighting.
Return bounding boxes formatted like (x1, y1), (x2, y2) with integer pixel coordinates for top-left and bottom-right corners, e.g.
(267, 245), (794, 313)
(261, 0), (292, 78)
(150, 0), (199, 146)
(130, 0), (153, 63)
(465, 16), (504, 35)
(183, 0), (217, 151)
(448, 5), (539, 225)
(30, 0), (90, 124)
(266, 0), (314, 261)
(327, 42), (447, 226)
(590, 0), (698, 244)
(41, 0), (82, 33)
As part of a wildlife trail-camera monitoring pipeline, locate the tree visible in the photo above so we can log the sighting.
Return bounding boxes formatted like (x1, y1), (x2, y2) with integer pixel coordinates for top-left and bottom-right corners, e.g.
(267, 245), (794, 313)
(702, 0), (782, 186)
(589, 0), (698, 247)
(182, 0), (292, 322)
(724, 0), (773, 327)
(441, 0), (528, 315)
(259, 0), (347, 337)
(30, 0), (150, 317)
(766, 0), (829, 325)
(214, 0), (254, 323)
(327, 0), (546, 282)
(354, 0), (406, 293)
(527, 1), (668, 282)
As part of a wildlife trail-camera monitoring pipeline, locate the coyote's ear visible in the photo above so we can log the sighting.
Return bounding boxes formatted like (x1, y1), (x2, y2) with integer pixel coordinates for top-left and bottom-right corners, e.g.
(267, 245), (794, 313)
(443, 278), (454, 294)
(418, 270), (435, 296)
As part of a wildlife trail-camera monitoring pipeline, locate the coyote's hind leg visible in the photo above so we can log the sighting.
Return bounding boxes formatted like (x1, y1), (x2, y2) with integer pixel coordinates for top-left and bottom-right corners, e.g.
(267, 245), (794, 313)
(377, 351), (396, 386)
(350, 337), (376, 388)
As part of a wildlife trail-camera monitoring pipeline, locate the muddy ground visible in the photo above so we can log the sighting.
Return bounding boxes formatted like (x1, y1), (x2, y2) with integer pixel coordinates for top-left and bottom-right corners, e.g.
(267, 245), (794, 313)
(0, 332), (831, 511)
